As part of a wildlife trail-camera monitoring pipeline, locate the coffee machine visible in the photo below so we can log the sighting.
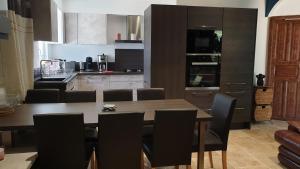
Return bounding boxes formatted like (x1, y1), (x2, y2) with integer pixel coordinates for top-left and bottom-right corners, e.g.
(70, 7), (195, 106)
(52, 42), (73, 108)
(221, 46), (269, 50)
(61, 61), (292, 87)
(85, 57), (93, 72)
(98, 54), (108, 72)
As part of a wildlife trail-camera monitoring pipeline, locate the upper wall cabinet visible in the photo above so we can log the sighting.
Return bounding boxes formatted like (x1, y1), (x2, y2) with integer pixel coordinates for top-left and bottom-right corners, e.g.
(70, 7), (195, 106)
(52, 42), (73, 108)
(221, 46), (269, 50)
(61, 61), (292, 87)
(31, 0), (63, 42)
(106, 14), (127, 44)
(65, 13), (107, 44)
(188, 7), (223, 29)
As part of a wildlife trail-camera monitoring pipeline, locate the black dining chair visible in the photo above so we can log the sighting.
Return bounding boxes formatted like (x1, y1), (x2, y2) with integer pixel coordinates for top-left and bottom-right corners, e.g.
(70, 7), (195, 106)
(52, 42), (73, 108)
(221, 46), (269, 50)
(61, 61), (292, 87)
(13, 89), (61, 147)
(33, 113), (93, 169)
(137, 88), (165, 101)
(63, 90), (96, 103)
(61, 90), (98, 142)
(192, 93), (236, 169)
(25, 89), (61, 103)
(96, 112), (144, 169)
(103, 89), (133, 102)
(142, 109), (197, 169)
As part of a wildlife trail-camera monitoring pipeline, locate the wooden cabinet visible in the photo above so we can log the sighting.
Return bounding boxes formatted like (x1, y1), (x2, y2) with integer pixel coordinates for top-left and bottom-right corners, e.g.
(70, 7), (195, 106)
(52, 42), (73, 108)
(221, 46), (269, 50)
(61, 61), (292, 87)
(31, 0), (58, 41)
(188, 7), (223, 29)
(144, 5), (187, 99)
(77, 75), (144, 102)
(64, 13), (78, 44)
(220, 8), (257, 128)
(184, 89), (219, 112)
(64, 13), (107, 44)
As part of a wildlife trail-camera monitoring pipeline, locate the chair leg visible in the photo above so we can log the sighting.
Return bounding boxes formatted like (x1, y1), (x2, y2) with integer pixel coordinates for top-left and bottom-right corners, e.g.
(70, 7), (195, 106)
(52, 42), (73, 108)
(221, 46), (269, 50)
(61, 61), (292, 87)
(222, 151), (227, 169)
(141, 151), (144, 169)
(91, 150), (96, 169)
(209, 151), (213, 168)
(186, 165), (192, 169)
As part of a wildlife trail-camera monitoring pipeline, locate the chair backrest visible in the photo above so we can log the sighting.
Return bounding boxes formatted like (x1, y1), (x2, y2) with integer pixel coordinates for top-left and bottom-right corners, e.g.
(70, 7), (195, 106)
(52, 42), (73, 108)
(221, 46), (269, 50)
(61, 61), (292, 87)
(208, 93), (237, 147)
(25, 89), (60, 103)
(151, 109), (197, 167)
(137, 88), (165, 101)
(97, 112), (144, 169)
(63, 90), (96, 103)
(33, 113), (86, 169)
(103, 89), (133, 102)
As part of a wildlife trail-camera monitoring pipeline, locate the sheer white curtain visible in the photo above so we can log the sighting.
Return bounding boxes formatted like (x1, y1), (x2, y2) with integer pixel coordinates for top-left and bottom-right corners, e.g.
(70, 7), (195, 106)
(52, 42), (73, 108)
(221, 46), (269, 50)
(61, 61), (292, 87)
(0, 10), (34, 99)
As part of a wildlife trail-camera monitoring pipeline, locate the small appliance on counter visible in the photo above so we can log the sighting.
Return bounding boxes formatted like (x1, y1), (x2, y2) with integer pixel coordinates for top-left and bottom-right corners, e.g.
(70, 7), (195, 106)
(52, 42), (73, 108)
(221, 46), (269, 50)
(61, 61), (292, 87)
(98, 54), (108, 72)
(85, 57), (94, 72)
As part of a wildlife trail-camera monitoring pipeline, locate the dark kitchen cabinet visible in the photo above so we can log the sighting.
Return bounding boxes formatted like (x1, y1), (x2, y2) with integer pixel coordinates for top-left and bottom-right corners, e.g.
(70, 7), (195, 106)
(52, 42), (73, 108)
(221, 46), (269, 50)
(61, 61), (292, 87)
(144, 5), (187, 99)
(188, 7), (223, 30)
(220, 8), (257, 128)
(31, 0), (61, 42)
(184, 89), (219, 112)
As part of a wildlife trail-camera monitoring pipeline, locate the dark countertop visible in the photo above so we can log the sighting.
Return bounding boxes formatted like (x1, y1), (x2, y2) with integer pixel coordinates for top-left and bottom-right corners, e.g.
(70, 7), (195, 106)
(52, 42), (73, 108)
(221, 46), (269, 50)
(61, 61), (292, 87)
(34, 71), (144, 84)
(76, 71), (144, 76)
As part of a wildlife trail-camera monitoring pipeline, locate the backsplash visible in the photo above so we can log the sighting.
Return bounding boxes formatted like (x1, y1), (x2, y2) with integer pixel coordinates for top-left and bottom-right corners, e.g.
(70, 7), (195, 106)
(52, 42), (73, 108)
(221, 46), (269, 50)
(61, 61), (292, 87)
(47, 43), (144, 63)
(48, 44), (115, 62)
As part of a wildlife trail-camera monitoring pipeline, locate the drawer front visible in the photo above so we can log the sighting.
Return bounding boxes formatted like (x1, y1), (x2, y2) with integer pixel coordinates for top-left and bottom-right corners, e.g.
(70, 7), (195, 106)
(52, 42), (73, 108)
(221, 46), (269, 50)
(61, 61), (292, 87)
(109, 75), (144, 82)
(184, 90), (219, 111)
(109, 81), (143, 89)
(232, 107), (251, 123)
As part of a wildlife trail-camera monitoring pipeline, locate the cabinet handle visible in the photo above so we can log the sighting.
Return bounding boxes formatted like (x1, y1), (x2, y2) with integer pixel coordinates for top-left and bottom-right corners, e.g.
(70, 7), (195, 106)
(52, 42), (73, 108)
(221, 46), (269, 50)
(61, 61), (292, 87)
(191, 91), (213, 96)
(235, 107), (246, 110)
(225, 82), (247, 85)
(225, 91), (246, 94)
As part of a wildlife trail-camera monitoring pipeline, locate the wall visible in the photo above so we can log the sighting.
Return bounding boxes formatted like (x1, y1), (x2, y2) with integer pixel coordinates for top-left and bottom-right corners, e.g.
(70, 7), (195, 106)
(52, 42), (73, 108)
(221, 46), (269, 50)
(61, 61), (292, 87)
(269, 0), (300, 16)
(0, 0), (7, 10)
(62, 0), (176, 15)
(47, 43), (143, 62)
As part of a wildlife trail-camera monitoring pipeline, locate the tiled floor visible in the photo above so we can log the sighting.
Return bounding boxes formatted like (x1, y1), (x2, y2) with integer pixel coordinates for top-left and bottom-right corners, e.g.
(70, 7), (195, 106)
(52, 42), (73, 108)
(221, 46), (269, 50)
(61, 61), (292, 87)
(144, 120), (288, 169)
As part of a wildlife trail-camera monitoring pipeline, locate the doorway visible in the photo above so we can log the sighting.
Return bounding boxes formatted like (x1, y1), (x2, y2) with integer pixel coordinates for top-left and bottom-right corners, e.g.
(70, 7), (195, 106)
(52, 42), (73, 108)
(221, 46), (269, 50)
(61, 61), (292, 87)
(267, 15), (300, 120)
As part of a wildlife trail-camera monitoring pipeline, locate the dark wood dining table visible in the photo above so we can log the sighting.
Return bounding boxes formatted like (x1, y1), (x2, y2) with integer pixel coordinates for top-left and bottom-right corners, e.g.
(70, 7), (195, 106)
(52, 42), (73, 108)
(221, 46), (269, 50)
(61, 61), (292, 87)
(0, 99), (212, 169)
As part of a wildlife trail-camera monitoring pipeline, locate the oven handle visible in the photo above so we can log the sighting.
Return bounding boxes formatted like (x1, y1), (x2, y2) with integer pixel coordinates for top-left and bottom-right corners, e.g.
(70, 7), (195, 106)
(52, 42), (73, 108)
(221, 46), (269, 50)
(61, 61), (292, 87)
(192, 62), (219, 66)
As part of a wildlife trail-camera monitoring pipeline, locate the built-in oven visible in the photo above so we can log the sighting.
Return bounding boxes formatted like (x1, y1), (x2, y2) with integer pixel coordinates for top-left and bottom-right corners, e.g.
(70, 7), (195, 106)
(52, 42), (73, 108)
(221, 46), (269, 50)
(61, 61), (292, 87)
(187, 29), (222, 54)
(186, 54), (221, 88)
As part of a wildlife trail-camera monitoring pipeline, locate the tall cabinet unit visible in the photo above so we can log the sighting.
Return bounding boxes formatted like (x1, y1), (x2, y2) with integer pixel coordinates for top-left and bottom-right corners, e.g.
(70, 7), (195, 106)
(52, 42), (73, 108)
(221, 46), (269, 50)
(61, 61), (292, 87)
(144, 5), (257, 128)
(144, 5), (187, 99)
(220, 8), (257, 128)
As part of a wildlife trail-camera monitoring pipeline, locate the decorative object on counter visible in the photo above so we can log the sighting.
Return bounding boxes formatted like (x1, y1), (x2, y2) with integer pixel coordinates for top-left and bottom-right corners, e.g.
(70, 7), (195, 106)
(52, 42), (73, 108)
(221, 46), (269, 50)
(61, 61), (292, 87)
(254, 86), (273, 121)
(117, 33), (121, 40)
(256, 74), (266, 87)
(0, 147), (4, 161)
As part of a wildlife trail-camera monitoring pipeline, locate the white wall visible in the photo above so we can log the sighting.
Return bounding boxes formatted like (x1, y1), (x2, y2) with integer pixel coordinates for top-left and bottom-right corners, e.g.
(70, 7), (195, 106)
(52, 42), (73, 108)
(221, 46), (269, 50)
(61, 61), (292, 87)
(0, 0), (7, 10)
(269, 0), (300, 16)
(62, 0), (176, 15)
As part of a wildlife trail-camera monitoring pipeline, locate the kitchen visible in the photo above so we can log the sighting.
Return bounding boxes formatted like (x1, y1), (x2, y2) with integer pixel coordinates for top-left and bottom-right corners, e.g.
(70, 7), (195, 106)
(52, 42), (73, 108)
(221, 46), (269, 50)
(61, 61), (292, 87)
(1, 0), (300, 169)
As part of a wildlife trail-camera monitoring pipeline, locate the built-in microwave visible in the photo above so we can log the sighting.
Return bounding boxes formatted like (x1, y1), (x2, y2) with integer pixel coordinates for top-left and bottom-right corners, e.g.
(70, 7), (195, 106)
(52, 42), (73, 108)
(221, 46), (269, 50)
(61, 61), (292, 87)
(187, 29), (222, 54)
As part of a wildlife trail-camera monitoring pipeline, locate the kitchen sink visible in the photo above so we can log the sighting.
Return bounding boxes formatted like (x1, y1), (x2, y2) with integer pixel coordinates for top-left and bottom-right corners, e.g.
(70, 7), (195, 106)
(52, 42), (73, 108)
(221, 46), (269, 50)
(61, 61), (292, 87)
(37, 78), (66, 82)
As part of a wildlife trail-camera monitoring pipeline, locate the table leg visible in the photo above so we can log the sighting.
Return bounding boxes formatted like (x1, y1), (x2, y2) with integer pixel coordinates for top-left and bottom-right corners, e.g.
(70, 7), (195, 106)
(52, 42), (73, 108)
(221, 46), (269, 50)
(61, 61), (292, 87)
(198, 121), (207, 169)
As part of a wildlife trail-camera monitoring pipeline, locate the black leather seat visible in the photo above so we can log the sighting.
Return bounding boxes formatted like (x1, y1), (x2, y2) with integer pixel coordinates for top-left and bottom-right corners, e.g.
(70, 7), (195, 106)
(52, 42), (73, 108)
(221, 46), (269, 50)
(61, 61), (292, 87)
(192, 93), (236, 169)
(103, 89), (133, 102)
(142, 109), (197, 169)
(33, 113), (93, 169)
(137, 88), (165, 101)
(96, 112), (144, 169)
(25, 89), (61, 103)
(63, 90), (96, 103)
(61, 91), (98, 142)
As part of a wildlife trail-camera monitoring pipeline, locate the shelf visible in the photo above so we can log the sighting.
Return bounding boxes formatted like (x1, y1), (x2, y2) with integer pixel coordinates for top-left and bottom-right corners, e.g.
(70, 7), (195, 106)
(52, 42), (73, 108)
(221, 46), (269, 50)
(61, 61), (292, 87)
(115, 40), (143, 43)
